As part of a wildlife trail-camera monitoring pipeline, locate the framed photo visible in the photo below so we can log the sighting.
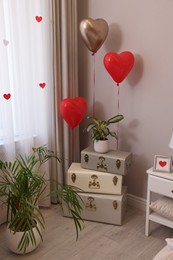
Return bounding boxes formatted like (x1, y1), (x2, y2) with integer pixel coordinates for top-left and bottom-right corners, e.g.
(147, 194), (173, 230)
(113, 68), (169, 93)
(153, 155), (172, 173)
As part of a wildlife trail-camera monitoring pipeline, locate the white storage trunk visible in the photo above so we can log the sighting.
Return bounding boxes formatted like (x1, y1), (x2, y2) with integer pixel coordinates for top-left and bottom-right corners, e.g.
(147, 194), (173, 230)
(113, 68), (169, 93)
(81, 146), (132, 176)
(67, 163), (123, 195)
(64, 186), (127, 225)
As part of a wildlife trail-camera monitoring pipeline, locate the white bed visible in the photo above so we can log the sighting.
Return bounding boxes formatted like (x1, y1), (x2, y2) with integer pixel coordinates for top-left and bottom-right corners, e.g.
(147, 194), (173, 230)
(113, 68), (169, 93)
(153, 239), (173, 260)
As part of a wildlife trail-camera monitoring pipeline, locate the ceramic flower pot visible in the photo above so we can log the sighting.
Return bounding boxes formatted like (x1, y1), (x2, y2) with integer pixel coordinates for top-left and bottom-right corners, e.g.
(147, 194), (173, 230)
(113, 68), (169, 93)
(94, 140), (109, 153)
(5, 222), (43, 254)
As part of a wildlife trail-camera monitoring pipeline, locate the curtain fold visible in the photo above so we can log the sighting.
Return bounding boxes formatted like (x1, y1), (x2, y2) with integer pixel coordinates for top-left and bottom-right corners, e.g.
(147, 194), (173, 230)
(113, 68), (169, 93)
(51, 0), (79, 197)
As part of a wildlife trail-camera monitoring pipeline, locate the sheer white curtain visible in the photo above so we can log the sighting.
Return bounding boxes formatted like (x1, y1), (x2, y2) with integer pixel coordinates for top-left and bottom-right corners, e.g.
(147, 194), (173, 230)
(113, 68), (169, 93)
(0, 0), (53, 161)
(0, 0), (80, 210)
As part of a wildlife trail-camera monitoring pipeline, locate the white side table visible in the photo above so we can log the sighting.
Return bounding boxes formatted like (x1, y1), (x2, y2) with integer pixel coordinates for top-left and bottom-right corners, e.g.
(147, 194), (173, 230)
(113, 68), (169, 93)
(145, 168), (173, 236)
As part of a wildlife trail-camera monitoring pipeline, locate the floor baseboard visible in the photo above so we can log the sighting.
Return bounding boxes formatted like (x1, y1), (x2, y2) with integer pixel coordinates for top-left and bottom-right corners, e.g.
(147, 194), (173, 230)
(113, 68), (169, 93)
(127, 193), (146, 211)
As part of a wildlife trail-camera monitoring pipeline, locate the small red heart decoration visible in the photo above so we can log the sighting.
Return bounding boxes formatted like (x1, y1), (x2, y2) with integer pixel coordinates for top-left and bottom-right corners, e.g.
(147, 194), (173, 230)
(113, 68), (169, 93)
(3, 93), (11, 100)
(104, 51), (135, 85)
(39, 83), (46, 88)
(159, 161), (167, 167)
(60, 97), (87, 128)
(35, 16), (42, 22)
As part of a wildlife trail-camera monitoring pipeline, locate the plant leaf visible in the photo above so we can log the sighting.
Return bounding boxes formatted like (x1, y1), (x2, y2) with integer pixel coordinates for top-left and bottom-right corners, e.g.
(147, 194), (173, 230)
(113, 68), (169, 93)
(108, 115), (124, 124)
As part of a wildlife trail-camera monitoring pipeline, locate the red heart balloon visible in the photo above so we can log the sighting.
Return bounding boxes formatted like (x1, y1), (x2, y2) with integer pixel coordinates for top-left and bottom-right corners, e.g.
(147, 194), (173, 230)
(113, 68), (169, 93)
(60, 97), (87, 129)
(104, 51), (135, 85)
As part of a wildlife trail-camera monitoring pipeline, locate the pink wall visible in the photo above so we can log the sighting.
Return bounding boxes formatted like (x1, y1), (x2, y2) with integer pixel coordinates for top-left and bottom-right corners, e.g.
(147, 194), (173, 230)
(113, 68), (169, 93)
(77, 0), (173, 199)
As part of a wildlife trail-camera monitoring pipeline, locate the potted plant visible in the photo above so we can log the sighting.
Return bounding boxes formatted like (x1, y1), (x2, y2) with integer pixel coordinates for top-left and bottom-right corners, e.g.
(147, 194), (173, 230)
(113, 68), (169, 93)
(84, 114), (124, 153)
(0, 146), (83, 254)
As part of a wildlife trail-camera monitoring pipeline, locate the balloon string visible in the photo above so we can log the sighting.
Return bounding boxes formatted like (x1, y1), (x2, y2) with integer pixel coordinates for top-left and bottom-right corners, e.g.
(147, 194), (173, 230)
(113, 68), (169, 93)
(117, 85), (120, 150)
(92, 54), (96, 117)
(118, 84), (120, 114)
(72, 128), (75, 162)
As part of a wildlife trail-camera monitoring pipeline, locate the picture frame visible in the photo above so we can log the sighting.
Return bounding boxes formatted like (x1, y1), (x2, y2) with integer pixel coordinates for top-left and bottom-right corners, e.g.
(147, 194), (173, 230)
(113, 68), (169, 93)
(153, 155), (172, 173)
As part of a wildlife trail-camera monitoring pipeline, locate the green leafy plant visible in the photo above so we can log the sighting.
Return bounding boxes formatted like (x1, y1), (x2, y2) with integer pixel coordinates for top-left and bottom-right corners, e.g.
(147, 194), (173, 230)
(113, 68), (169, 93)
(0, 146), (84, 254)
(84, 115), (124, 141)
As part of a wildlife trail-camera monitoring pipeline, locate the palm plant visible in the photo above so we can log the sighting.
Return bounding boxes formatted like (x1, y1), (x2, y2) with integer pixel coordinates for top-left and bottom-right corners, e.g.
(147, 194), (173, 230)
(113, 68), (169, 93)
(0, 146), (84, 254)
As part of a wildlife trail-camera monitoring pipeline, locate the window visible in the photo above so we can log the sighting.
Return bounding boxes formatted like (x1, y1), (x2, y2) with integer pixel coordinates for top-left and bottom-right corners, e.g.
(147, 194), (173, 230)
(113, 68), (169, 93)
(0, 0), (53, 159)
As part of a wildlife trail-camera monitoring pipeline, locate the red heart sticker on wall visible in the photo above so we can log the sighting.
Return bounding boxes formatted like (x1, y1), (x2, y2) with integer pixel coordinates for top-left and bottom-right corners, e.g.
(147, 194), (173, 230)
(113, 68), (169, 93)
(35, 16), (42, 22)
(3, 93), (11, 100)
(39, 83), (46, 88)
(159, 161), (167, 167)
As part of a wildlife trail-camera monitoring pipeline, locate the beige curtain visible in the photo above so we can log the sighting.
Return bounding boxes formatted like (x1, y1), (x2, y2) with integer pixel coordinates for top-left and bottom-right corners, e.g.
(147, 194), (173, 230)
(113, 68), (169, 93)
(50, 0), (79, 199)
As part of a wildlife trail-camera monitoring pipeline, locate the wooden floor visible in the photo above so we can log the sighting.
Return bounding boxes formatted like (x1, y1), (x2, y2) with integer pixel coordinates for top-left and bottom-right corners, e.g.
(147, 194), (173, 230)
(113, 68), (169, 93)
(0, 204), (173, 260)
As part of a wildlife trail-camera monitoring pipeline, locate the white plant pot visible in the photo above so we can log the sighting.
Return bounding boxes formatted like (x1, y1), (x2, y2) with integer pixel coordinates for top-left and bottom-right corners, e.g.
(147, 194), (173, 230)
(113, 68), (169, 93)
(5, 222), (43, 254)
(94, 140), (109, 153)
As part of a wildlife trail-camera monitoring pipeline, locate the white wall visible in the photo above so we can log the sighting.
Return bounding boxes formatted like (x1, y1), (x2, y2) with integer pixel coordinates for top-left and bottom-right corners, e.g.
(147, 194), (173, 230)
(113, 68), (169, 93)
(77, 0), (173, 199)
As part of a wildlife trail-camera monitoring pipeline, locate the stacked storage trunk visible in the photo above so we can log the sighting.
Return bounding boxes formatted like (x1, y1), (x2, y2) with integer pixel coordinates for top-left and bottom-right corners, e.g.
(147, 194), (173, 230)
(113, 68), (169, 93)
(64, 146), (132, 225)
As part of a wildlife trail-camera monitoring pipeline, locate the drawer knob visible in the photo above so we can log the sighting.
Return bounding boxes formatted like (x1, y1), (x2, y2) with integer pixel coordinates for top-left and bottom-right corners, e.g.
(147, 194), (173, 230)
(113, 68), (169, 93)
(171, 190), (173, 193)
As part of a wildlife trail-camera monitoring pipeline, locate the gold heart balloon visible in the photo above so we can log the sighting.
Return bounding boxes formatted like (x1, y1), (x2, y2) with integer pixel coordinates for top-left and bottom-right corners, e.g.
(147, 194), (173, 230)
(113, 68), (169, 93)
(80, 18), (109, 55)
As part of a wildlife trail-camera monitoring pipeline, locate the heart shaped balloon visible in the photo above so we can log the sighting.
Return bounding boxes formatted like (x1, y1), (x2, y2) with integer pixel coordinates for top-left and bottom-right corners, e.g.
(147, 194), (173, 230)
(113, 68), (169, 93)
(80, 18), (109, 54)
(104, 51), (135, 85)
(60, 97), (87, 129)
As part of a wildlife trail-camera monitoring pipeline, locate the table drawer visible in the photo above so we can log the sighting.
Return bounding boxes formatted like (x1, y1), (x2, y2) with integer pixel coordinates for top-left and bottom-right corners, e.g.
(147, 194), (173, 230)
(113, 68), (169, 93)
(149, 175), (173, 198)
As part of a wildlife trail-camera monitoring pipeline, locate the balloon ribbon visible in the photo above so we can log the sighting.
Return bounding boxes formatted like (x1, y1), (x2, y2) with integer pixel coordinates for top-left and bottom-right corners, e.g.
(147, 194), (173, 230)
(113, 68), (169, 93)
(92, 54), (96, 117)
(117, 84), (120, 150)
(72, 128), (75, 162)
